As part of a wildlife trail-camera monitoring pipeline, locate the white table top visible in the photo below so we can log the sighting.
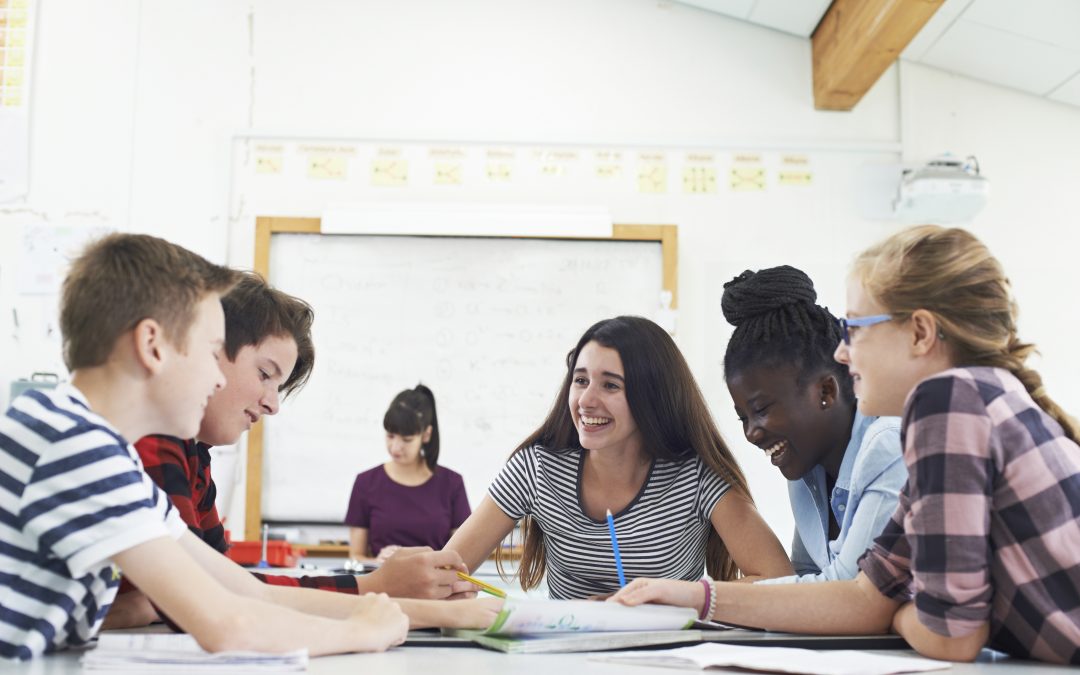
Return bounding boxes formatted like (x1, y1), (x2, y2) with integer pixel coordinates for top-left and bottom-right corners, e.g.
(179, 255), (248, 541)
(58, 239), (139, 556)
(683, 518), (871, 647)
(6, 561), (1073, 675)
(7, 642), (1076, 674)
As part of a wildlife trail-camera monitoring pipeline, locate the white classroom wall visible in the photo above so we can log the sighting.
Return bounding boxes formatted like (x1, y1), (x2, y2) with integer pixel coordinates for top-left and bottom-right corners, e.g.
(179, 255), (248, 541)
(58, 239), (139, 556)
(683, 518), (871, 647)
(1, 0), (1078, 547)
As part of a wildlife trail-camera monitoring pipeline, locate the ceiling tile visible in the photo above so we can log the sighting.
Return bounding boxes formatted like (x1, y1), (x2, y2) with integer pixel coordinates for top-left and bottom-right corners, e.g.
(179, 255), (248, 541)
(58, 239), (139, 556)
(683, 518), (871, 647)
(675, 0), (756, 20)
(1048, 69), (1080, 106)
(903, 1), (972, 61)
(920, 18), (1080, 95)
(964, 0), (1080, 51)
(748, 0), (832, 37)
(936, 0), (978, 20)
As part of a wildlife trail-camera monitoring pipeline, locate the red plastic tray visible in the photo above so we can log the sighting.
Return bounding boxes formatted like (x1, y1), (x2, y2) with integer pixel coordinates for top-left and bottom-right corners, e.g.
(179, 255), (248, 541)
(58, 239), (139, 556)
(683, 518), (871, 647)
(225, 540), (305, 567)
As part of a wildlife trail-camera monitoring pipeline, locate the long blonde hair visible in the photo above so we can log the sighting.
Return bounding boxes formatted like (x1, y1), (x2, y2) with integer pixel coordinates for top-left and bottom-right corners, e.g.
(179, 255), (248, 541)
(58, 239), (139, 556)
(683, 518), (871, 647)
(853, 225), (1079, 443)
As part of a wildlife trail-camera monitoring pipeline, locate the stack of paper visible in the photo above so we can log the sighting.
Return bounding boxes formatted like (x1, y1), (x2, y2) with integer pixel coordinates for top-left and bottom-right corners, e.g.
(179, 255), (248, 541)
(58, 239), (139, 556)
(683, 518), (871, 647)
(82, 633), (308, 671)
(591, 643), (952, 675)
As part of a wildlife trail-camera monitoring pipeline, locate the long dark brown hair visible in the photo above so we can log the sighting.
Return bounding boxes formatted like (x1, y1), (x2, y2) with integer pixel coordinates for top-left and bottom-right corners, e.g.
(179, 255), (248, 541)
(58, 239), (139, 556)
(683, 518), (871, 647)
(497, 316), (753, 589)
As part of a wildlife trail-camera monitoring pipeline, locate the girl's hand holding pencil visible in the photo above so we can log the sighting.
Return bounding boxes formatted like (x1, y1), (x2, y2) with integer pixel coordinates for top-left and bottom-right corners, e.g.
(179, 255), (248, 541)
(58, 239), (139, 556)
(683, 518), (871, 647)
(456, 571), (507, 598)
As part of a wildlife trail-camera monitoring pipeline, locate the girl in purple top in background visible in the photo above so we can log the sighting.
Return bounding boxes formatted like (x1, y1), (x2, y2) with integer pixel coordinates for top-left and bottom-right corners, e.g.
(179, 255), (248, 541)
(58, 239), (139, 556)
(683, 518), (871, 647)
(345, 385), (471, 563)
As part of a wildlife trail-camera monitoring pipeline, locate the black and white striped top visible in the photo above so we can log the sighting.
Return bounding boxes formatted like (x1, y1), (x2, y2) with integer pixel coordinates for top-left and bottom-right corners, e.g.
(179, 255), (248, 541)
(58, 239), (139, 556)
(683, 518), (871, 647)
(488, 445), (730, 599)
(0, 385), (186, 660)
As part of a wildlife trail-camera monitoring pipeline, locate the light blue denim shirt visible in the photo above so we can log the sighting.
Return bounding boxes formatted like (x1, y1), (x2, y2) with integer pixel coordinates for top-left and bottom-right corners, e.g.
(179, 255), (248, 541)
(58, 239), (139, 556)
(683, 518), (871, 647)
(757, 411), (904, 584)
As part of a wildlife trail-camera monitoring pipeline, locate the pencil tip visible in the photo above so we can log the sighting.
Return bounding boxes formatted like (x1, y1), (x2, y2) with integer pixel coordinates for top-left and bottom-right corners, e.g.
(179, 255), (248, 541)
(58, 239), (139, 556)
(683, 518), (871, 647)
(606, 508), (612, 516)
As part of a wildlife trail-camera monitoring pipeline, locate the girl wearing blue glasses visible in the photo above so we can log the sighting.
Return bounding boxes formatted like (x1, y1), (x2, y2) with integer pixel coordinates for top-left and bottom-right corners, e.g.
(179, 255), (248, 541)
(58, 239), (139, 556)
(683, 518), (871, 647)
(721, 265), (905, 584)
(609, 226), (1080, 665)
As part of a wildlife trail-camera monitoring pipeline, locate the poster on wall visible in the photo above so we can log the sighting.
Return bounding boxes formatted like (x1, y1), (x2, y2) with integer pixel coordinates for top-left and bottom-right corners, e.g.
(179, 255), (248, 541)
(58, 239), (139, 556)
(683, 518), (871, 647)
(18, 222), (111, 295)
(0, 0), (35, 202)
(5, 220), (110, 408)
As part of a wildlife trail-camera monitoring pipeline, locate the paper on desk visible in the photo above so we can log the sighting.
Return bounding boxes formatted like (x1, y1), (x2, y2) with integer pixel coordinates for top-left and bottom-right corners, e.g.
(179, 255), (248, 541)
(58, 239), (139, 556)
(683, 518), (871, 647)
(591, 643), (951, 675)
(485, 598), (696, 635)
(82, 633), (308, 671)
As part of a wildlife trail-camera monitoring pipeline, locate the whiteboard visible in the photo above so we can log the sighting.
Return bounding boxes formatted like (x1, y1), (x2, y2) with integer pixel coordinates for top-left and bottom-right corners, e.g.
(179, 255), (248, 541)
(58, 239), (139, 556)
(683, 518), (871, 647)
(263, 234), (664, 522)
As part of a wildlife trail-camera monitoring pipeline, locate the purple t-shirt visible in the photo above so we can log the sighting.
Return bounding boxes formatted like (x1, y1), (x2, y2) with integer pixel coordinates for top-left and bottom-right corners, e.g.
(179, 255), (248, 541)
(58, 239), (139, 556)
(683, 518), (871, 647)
(344, 465), (471, 556)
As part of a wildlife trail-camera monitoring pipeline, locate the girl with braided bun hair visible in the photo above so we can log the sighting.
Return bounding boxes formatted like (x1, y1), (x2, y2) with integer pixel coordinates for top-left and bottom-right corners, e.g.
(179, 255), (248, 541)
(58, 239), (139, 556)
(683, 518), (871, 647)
(609, 226), (1080, 665)
(720, 265), (905, 584)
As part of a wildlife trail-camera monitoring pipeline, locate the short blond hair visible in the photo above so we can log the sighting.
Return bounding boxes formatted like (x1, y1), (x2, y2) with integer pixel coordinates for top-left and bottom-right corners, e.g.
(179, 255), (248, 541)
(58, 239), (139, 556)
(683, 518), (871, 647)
(853, 225), (1078, 442)
(61, 233), (239, 370)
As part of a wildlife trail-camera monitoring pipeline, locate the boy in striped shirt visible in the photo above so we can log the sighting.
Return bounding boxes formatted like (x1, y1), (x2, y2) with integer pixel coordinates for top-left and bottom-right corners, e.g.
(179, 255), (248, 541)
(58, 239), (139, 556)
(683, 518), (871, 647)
(0, 234), (409, 660)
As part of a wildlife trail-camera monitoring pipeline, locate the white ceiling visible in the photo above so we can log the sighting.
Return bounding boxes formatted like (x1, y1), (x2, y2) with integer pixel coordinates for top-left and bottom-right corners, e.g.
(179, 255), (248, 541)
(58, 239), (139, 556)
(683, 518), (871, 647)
(678, 0), (1080, 108)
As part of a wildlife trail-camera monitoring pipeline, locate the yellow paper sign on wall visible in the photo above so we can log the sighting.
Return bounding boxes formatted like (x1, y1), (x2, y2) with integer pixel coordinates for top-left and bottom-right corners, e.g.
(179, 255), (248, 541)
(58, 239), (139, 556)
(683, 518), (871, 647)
(638, 164), (667, 194)
(778, 170), (812, 186)
(434, 161), (463, 185)
(730, 167), (766, 191)
(371, 159), (408, 186)
(683, 166), (718, 194)
(308, 155), (348, 180)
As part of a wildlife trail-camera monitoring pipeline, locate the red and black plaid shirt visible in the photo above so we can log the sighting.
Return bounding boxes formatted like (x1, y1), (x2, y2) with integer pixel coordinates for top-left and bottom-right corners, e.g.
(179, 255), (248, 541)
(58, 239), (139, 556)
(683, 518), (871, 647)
(134, 435), (358, 594)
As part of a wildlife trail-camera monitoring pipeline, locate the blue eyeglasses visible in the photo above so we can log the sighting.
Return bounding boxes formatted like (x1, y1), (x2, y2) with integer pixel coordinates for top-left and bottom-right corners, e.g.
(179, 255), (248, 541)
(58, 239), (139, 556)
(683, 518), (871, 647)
(837, 314), (892, 345)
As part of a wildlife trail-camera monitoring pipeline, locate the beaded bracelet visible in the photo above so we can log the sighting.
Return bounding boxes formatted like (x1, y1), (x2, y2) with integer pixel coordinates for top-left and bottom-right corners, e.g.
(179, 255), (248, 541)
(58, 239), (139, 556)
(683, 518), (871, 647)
(698, 578), (716, 621)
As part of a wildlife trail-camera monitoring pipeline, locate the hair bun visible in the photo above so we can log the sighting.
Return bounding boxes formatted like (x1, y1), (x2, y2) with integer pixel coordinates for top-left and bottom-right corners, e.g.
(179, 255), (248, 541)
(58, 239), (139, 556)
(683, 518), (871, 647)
(721, 266), (818, 326)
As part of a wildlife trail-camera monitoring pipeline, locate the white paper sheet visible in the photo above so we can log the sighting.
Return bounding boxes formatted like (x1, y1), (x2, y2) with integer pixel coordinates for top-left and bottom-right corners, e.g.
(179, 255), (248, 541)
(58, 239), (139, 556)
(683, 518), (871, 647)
(81, 633), (308, 671)
(592, 643), (952, 675)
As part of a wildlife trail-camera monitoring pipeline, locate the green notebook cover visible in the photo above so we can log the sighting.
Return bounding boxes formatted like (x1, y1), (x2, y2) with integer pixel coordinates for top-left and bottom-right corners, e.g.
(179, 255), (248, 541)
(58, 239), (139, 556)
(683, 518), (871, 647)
(444, 599), (700, 653)
(448, 629), (705, 654)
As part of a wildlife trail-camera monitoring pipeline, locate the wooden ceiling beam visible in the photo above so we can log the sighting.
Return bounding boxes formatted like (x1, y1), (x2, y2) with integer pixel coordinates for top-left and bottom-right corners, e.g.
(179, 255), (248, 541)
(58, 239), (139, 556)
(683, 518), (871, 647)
(812, 0), (944, 111)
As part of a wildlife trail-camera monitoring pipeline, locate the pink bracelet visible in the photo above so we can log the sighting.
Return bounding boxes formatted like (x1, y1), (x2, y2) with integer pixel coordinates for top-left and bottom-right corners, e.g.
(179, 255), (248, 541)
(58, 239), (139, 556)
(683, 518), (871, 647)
(698, 578), (713, 620)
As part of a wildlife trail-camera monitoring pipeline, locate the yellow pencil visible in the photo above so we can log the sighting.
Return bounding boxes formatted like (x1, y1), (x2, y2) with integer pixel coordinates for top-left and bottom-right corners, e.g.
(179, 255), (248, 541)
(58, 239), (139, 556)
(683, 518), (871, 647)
(456, 571), (507, 598)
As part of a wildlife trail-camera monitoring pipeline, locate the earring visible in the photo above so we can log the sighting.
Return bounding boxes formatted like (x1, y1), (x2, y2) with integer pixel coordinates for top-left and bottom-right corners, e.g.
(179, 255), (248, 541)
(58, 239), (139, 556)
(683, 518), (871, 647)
(821, 400), (827, 409)
(420, 448), (426, 458)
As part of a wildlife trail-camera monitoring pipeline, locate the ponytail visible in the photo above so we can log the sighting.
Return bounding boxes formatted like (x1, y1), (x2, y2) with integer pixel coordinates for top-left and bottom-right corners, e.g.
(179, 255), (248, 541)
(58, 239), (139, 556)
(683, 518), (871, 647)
(979, 339), (1080, 444)
(413, 384), (441, 469)
(383, 383), (441, 470)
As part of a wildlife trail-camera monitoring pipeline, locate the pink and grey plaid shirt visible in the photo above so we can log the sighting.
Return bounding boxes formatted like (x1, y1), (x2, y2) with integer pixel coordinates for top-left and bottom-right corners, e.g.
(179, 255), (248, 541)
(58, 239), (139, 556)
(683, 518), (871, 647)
(859, 367), (1080, 665)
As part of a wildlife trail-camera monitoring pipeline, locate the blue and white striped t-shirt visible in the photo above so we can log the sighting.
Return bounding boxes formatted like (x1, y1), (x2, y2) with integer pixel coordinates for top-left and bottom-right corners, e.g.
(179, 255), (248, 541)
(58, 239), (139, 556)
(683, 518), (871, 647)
(488, 445), (730, 599)
(0, 385), (186, 660)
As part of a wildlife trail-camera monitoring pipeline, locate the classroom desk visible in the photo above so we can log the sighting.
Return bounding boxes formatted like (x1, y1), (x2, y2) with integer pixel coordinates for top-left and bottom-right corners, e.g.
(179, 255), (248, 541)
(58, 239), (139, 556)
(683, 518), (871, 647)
(7, 644), (1076, 674)
(8, 565), (1072, 673)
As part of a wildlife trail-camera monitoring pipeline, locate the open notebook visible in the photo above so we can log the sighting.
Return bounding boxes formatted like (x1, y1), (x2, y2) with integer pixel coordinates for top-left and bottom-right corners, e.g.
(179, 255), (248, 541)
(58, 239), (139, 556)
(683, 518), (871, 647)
(445, 598), (700, 653)
(81, 633), (308, 671)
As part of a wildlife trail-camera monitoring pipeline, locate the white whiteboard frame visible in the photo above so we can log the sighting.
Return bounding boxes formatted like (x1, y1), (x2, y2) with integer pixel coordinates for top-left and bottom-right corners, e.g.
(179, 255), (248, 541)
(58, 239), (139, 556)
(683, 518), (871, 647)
(245, 216), (678, 549)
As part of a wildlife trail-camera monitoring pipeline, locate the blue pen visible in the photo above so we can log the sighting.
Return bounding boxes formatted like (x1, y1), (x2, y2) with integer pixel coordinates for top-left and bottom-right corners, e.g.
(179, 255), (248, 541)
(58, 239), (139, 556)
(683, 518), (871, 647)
(605, 508), (626, 587)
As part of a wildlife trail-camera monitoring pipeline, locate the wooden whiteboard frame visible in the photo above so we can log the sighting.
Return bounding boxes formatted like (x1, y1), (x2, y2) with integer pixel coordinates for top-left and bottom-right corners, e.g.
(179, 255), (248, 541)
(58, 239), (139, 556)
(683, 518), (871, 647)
(245, 216), (678, 542)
